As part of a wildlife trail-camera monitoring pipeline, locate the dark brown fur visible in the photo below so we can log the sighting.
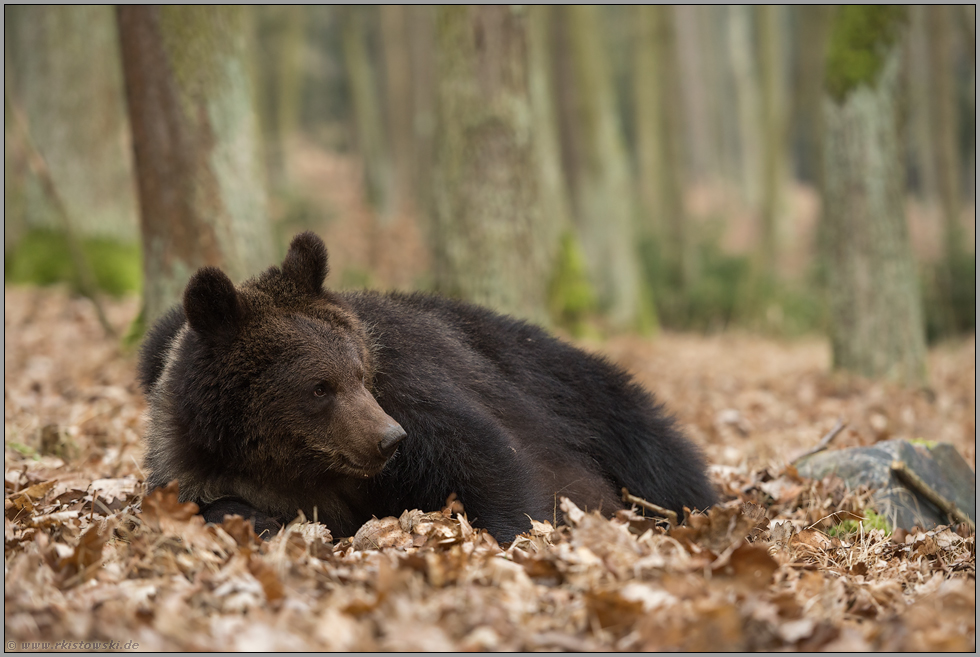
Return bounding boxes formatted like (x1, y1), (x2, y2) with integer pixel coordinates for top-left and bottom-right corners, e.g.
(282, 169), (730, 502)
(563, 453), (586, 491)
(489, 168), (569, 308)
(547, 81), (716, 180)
(139, 232), (716, 540)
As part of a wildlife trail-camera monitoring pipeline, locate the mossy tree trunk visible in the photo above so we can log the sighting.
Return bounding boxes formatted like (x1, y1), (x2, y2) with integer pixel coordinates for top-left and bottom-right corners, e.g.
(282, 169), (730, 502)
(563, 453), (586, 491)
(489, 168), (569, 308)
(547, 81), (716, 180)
(563, 5), (649, 331)
(430, 5), (558, 326)
(821, 6), (926, 386)
(117, 6), (276, 326)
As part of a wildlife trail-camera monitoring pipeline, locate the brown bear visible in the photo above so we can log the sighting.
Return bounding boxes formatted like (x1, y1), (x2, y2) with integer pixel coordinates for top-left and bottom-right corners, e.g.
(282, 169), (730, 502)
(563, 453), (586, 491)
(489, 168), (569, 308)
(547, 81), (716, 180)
(139, 232), (715, 540)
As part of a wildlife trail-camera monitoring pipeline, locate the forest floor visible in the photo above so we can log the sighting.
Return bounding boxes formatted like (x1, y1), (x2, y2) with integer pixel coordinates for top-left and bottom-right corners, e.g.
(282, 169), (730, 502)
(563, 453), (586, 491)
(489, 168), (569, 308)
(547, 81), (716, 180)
(4, 285), (974, 651)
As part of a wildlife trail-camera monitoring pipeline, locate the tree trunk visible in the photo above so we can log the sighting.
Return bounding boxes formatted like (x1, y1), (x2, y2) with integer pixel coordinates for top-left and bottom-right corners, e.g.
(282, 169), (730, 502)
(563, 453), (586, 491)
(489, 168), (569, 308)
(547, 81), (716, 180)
(961, 5), (976, 208)
(696, 7), (728, 189)
(380, 4), (416, 219)
(254, 5), (305, 189)
(907, 6), (959, 337)
(430, 5), (557, 326)
(822, 6), (926, 386)
(633, 5), (667, 233)
(528, 6), (593, 330)
(117, 6), (276, 325)
(407, 5), (437, 230)
(527, 6), (572, 244)
(340, 7), (392, 217)
(701, 8), (742, 200)
(633, 3), (689, 300)
(756, 5), (787, 273)
(5, 6), (138, 244)
(563, 5), (648, 330)
(659, 8), (694, 291)
(551, 8), (585, 225)
(674, 5), (711, 184)
(925, 5), (963, 257)
(906, 6), (938, 202)
(790, 5), (833, 189)
(727, 5), (761, 207)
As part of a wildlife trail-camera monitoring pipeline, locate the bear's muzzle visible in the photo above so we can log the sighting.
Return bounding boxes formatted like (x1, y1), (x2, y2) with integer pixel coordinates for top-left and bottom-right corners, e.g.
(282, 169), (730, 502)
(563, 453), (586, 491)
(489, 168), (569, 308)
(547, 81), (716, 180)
(378, 424), (407, 459)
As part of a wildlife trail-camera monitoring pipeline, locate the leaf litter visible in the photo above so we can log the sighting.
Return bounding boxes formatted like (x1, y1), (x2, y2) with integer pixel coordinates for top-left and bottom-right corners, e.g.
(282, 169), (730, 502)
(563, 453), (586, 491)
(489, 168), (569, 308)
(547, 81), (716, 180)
(4, 286), (975, 651)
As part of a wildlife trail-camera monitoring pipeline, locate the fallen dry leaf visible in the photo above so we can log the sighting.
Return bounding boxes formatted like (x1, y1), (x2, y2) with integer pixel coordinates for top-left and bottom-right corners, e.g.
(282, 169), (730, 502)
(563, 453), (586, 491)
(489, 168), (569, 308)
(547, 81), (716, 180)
(3, 286), (974, 652)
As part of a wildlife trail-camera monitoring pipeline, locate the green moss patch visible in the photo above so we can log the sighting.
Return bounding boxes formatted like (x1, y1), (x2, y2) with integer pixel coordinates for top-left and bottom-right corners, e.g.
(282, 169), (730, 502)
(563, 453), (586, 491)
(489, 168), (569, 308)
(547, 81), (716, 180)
(5, 228), (142, 296)
(825, 5), (906, 103)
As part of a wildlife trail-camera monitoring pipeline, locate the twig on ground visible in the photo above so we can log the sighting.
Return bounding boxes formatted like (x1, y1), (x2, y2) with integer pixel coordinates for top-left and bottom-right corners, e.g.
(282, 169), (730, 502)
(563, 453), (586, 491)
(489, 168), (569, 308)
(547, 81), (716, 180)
(621, 487), (678, 526)
(792, 418), (847, 463)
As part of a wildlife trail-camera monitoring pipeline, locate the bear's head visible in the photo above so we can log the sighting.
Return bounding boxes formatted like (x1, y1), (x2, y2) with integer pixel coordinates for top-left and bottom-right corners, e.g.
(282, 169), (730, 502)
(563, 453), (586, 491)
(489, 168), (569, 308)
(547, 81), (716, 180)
(144, 232), (406, 505)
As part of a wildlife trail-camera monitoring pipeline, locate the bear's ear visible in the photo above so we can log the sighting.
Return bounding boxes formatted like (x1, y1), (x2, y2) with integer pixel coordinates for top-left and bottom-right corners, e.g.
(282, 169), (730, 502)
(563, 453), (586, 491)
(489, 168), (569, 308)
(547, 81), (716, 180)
(183, 267), (244, 345)
(281, 231), (329, 294)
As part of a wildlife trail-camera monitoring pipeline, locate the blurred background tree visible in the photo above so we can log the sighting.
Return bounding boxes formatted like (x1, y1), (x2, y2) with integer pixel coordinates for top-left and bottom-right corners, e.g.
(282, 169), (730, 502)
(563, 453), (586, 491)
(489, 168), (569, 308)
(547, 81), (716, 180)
(821, 5), (926, 386)
(116, 5), (276, 327)
(5, 6), (141, 296)
(429, 6), (561, 325)
(4, 5), (975, 385)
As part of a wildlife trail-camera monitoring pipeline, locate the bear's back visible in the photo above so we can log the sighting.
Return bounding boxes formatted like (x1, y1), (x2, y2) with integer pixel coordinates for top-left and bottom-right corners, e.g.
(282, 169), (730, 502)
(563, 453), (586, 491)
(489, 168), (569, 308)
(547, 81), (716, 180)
(342, 290), (715, 522)
(344, 290), (656, 436)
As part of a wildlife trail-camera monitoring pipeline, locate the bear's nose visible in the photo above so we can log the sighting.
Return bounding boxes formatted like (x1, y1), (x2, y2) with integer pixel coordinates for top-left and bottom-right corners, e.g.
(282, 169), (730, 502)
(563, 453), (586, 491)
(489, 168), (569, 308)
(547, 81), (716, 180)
(378, 424), (407, 459)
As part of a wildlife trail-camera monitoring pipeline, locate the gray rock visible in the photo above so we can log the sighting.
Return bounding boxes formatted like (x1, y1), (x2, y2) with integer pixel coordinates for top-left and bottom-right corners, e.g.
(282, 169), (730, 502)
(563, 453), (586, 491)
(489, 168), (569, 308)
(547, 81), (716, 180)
(795, 440), (976, 531)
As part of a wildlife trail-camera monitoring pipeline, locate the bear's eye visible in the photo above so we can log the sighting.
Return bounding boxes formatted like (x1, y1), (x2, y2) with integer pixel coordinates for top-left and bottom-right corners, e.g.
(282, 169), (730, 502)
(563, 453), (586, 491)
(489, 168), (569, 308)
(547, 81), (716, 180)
(313, 383), (329, 398)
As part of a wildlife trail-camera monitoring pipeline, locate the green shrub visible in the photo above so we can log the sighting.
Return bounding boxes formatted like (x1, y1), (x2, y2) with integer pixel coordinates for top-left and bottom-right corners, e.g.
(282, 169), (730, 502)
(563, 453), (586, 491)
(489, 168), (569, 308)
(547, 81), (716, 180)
(548, 232), (598, 337)
(640, 232), (825, 336)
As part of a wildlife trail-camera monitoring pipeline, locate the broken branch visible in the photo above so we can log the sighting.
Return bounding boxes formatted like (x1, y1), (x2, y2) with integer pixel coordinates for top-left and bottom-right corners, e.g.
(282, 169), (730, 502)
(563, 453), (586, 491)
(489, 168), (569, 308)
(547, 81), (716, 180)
(621, 488), (678, 526)
(889, 460), (975, 531)
(793, 418), (847, 463)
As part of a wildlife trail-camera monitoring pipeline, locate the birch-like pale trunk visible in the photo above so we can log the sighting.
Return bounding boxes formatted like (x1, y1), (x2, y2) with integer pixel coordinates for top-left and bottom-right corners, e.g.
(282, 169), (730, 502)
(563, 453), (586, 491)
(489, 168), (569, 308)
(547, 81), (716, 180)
(563, 5), (647, 330)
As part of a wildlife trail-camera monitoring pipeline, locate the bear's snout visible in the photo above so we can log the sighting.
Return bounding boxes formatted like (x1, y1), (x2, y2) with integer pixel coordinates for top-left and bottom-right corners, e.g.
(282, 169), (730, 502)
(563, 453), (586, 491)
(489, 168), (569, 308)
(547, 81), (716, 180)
(338, 386), (407, 471)
(378, 424), (407, 459)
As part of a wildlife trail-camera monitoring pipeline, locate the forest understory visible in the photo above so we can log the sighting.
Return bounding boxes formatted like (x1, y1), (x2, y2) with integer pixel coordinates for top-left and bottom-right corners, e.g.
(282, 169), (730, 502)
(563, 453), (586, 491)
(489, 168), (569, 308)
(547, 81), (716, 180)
(4, 286), (975, 652)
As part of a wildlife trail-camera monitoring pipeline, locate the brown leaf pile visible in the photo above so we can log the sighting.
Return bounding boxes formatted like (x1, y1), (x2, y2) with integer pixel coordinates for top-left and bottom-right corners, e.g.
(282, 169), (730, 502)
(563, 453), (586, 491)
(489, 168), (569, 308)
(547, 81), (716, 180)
(4, 286), (976, 651)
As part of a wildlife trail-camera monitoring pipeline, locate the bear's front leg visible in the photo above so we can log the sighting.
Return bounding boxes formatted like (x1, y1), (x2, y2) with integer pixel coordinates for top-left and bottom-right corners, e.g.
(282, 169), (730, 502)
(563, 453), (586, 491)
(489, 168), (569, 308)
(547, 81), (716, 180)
(199, 498), (283, 539)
